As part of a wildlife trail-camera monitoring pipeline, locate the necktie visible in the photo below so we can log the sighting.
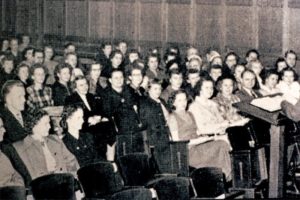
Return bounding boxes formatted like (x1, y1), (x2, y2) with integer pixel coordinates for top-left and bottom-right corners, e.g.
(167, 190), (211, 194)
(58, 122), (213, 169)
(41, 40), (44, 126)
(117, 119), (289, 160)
(15, 113), (24, 127)
(251, 91), (258, 98)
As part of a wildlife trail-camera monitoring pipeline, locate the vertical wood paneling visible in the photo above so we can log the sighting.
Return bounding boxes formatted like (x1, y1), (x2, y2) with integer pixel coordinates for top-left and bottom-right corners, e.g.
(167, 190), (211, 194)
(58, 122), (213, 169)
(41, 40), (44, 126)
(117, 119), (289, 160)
(226, 5), (254, 51)
(16, 0), (30, 34)
(196, 3), (222, 51)
(114, 1), (136, 41)
(89, 0), (112, 39)
(258, 1), (283, 54)
(65, 0), (87, 36)
(140, 1), (162, 41)
(44, 0), (65, 35)
(289, 8), (300, 53)
(167, 2), (190, 43)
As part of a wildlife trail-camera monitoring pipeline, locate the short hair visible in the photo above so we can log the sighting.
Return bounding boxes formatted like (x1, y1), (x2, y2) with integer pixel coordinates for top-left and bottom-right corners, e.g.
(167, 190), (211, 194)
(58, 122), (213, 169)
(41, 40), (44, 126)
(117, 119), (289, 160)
(168, 68), (183, 79)
(64, 52), (77, 60)
(60, 104), (83, 131)
(168, 89), (187, 111)
(101, 41), (112, 49)
(232, 63), (246, 74)
(245, 49), (260, 60)
(30, 63), (48, 76)
(1, 80), (24, 103)
(25, 109), (48, 134)
(15, 62), (30, 75)
(285, 50), (297, 60)
(215, 75), (237, 92)
(129, 64), (144, 76)
(166, 59), (180, 72)
(194, 76), (214, 96)
(225, 51), (239, 63)
(186, 68), (200, 79)
(109, 68), (124, 79)
(261, 69), (279, 84)
(86, 62), (102, 76)
(44, 45), (55, 59)
(54, 63), (73, 77)
(64, 42), (75, 49)
(241, 69), (256, 79)
(208, 64), (222, 73)
(2, 55), (14, 64)
(146, 53), (160, 65)
(116, 40), (127, 46)
(33, 48), (44, 57)
(148, 78), (163, 89)
(72, 75), (87, 89)
(22, 46), (35, 60)
(274, 57), (287, 71)
(247, 60), (262, 70)
(280, 67), (298, 81)
(109, 49), (123, 60)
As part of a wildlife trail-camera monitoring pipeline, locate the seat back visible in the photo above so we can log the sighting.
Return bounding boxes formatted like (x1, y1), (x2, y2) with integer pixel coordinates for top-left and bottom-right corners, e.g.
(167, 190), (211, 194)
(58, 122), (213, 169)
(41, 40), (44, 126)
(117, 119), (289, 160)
(150, 177), (190, 200)
(116, 131), (150, 158)
(190, 167), (225, 198)
(110, 188), (153, 200)
(0, 186), (26, 200)
(77, 161), (124, 198)
(30, 173), (75, 200)
(118, 153), (154, 186)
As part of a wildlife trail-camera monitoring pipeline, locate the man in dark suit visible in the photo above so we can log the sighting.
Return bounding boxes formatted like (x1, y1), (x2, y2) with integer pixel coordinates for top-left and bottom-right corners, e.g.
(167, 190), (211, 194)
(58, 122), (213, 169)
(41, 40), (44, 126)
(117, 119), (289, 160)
(0, 80), (27, 143)
(235, 69), (263, 102)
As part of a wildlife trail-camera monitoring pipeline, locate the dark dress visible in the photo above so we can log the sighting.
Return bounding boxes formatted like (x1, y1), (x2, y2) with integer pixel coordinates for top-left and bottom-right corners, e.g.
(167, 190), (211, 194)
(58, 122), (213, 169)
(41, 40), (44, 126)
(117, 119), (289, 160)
(52, 81), (71, 106)
(62, 131), (105, 167)
(101, 86), (142, 135)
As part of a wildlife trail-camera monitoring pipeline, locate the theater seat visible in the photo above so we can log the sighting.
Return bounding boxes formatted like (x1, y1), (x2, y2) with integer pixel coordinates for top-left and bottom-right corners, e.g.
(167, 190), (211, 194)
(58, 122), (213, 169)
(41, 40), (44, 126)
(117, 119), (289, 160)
(77, 161), (124, 199)
(118, 153), (190, 200)
(110, 188), (153, 200)
(0, 186), (26, 200)
(30, 173), (76, 200)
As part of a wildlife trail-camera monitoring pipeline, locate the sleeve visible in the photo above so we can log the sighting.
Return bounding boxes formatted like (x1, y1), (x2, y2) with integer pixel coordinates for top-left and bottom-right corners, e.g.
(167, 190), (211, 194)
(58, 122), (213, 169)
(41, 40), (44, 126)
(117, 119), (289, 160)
(26, 88), (36, 112)
(60, 139), (80, 177)
(168, 114), (179, 141)
(281, 100), (300, 122)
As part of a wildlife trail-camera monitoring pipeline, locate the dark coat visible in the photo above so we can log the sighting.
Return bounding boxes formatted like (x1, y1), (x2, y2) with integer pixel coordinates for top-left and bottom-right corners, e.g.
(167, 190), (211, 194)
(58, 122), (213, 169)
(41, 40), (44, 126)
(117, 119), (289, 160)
(139, 97), (170, 146)
(62, 131), (105, 167)
(0, 107), (27, 143)
(52, 81), (71, 106)
(101, 86), (142, 135)
(281, 100), (300, 122)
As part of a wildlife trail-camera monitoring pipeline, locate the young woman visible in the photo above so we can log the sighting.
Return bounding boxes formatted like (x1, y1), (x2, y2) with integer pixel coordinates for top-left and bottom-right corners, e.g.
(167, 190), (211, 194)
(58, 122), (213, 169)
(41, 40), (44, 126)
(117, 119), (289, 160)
(61, 104), (105, 167)
(26, 63), (53, 112)
(12, 109), (79, 180)
(101, 50), (124, 79)
(15, 63), (31, 88)
(259, 69), (280, 96)
(168, 90), (232, 180)
(86, 63), (103, 96)
(52, 63), (72, 106)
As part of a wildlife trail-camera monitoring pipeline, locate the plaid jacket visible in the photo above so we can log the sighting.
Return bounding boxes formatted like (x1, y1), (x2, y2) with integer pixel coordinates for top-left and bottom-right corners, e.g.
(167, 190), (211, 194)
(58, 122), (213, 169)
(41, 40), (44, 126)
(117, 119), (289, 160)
(26, 85), (54, 111)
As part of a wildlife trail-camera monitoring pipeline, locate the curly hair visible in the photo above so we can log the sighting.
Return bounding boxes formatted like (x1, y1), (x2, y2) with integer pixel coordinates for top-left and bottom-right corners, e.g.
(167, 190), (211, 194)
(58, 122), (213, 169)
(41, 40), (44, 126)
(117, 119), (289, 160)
(167, 89), (187, 111)
(60, 104), (83, 131)
(25, 109), (48, 134)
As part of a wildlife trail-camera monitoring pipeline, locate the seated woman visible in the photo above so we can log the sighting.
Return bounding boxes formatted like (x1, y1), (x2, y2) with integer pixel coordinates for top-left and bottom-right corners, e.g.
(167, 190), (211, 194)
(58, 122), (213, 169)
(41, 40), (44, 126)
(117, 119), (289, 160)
(52, 63), (72, 106)
(168, 90), (232, 181)
(85, 63), (104, 96)
(12, 109), (79, 180)
(259, 69), (280, 96)
(61, 104), (105, 167)
(15, 62), (31, 88)
(0, 117), (24, 187)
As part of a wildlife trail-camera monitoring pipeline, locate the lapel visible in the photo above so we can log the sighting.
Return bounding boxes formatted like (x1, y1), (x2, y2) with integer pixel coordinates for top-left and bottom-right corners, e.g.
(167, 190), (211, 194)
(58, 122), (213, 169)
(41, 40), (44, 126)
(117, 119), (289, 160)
(4, 107), (23, 128)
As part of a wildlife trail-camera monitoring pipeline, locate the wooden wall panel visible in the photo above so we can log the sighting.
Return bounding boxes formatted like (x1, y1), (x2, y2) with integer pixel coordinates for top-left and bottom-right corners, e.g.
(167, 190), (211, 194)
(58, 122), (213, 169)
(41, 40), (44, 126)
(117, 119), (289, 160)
(258, 1), (283, 54)
(114, 1), (136, 41)
(65, 0), (87, 36)
(226, 6), (254, 51)
(44, 0), (65, 35)
(89, 0), (112, 39)
(289, 8), (300, 53)
(140, 1), (162, 42)
(16, 0), (30, 34)
(167, 2), (190, 43)
(195, 3), (222, 51)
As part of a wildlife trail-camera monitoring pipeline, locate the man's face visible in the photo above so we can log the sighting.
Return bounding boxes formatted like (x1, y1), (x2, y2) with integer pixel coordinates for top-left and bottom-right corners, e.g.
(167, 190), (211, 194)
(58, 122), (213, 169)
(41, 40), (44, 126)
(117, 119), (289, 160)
(247, 52), (258, 63)
(6, 86), (26, 111)
(3, 60), (14, 74)
(10, 40), (18, 52)
(286, 53), (297, 68)
(242, 71), (256, 90)
(33, 68), (46, 84)
(109, 71), (124, 90)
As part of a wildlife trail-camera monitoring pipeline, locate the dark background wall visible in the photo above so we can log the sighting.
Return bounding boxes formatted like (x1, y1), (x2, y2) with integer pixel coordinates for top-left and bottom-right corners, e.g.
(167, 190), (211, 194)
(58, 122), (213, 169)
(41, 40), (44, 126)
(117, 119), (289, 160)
(1, 0), (300, 65)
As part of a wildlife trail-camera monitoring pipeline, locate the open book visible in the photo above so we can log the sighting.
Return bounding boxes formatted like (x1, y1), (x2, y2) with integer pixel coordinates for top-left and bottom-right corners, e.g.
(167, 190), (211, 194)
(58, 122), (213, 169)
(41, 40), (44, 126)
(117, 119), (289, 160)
(250, 95), (284, 112)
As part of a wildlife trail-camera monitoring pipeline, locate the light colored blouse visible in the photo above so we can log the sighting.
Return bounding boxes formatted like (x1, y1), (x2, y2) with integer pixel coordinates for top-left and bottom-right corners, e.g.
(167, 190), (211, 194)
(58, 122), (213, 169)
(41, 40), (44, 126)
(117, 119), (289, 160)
(188, 97), (226, 135)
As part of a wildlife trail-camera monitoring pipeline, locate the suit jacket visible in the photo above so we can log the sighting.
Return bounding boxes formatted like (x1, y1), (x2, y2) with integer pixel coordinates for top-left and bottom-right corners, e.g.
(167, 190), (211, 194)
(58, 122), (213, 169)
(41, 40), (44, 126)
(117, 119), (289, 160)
(0, 107), (27, 143)
(13, 135), (79, 180)
(139, 97), (170, 146)
(235, 88), (263, 102)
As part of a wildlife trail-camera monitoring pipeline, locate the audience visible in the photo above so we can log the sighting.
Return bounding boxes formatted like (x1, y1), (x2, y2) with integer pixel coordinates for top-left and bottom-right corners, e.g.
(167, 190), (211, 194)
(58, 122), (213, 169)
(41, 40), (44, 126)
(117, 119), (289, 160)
(1, 34), (300, 196)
